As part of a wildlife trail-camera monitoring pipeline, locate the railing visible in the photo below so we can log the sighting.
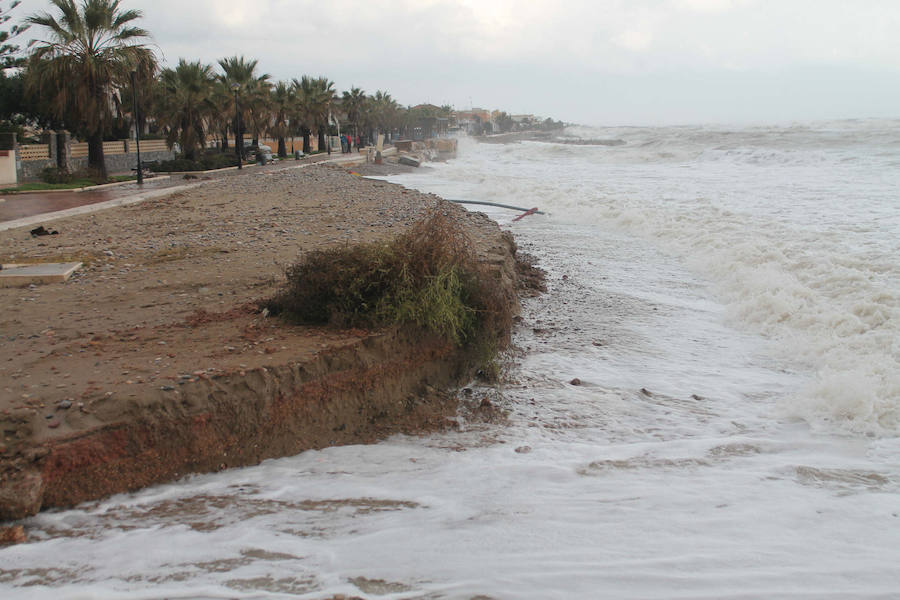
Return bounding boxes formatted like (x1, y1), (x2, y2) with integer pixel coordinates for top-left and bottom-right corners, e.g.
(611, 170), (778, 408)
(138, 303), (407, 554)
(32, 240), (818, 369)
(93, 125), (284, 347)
(103, 140), (127, 154)
(18, 144), (51, 161)
(70, 139), (169, 157)
(137, 139), (168, 153)
(71, 142), (89, 158)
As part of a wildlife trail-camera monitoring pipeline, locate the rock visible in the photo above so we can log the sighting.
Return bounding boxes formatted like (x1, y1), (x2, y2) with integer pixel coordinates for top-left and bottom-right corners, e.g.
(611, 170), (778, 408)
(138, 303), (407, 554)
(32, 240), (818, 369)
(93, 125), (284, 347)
(640, 388), (653, 396)
(398, 155), (421, 168)
(479, 397), (492, 408)
(58, 400), (72, 409)
(570, 378), (582, 386)
(515, 446), (532, 454)
(0, 525), (26, 545)
(29, 225), (59, 237)
(0, 470), (43, 521)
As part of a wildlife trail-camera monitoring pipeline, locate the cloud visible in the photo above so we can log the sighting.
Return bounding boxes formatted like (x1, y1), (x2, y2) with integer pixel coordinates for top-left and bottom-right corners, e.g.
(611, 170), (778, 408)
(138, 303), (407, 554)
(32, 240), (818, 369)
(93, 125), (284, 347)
(613, 29), (655, 52)
(23, 0), (900, 124)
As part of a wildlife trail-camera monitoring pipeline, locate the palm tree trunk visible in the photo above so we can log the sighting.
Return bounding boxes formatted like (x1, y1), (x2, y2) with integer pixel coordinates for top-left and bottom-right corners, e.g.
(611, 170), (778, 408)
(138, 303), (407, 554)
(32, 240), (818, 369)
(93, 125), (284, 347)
(221, 128), (229, 151)
(87, 133), (107, 180)
(277, 137), (287, 158)
(317, 129), (326, 153)
(302, 129), (311, 154)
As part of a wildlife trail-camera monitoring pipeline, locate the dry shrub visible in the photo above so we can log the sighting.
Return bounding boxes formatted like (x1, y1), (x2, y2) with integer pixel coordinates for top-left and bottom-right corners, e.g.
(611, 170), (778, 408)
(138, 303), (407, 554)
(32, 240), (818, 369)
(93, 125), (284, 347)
(265, 211), (512, 356)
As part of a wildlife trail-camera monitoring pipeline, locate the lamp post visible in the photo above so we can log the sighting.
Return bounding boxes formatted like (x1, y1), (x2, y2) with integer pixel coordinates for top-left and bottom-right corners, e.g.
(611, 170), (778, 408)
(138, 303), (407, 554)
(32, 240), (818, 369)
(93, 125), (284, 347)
(131, 71), (143, 184)
(231, 82), (242, 170)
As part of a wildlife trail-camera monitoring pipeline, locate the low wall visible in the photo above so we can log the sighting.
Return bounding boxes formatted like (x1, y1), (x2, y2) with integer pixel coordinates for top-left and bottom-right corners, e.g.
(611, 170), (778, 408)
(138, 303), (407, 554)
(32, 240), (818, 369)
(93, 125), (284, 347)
(17, 149), (175, 181)
(0, 150), (18, 186)
(16, 156), (56, 182)
(69, 149), (175, 176)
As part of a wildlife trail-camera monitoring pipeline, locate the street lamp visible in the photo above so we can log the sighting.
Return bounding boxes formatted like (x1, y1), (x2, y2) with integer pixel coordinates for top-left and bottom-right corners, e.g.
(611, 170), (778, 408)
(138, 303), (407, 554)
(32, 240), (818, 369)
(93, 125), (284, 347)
(231, 82), (242, 170)
(131, 71), (143, 184)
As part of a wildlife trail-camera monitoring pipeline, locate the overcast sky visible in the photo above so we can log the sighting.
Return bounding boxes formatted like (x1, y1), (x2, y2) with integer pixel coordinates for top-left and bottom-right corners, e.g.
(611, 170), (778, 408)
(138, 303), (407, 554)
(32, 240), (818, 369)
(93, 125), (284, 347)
(20, 0), (900, 126)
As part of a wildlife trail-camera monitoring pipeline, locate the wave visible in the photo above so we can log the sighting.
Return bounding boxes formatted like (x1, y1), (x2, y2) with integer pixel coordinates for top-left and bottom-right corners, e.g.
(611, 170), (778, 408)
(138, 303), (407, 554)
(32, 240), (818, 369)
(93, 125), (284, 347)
(442, 126), (900, 436)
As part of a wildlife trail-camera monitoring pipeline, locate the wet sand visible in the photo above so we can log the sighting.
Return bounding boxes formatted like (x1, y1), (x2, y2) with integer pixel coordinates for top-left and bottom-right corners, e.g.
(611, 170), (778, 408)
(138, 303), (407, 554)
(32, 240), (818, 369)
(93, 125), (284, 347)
(0, 162), (521, 521)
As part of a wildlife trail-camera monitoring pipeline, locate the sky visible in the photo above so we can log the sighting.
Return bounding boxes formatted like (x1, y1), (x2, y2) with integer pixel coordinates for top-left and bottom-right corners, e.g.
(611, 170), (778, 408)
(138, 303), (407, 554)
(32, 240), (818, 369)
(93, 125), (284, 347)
(19, 0), (900, 126)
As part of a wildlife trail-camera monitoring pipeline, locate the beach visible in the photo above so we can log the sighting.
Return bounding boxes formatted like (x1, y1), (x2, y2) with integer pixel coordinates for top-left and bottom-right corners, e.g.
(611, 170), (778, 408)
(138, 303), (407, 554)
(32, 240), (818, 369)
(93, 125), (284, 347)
(0, 162), (522, 521)
(1, 124), (898, 598)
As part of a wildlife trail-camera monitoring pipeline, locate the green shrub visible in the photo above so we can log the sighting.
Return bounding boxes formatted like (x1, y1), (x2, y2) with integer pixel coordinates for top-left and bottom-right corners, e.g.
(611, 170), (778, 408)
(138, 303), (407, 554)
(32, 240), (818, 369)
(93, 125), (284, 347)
(264, 212), (512, 354)
(39, 166), (76, 184)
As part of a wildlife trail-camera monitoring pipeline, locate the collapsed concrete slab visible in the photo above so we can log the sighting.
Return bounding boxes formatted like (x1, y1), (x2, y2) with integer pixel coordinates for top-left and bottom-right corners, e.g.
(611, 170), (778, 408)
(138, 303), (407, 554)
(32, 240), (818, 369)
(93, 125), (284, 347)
(0, 262), (82, 287)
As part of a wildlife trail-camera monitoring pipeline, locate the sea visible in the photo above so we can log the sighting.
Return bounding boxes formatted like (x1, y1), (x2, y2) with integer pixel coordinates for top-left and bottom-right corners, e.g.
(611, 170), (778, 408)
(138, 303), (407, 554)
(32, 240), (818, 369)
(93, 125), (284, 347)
(2, 121), (899, 599)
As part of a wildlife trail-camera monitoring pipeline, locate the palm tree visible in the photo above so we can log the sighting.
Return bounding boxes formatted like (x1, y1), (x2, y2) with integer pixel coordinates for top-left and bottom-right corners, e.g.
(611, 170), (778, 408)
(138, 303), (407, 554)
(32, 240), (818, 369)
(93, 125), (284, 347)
(291, 75), (334, 154)
(25, 0), (155, 179)
(156, 59), (215, 161)
(1, 1), (29, 69)
(268, 81), (293, 158)
(341, 86), (366, 137)
(290, 77), (314, 154)
(218, 55), (270, 155)
(369, 90), (401, 143)
(209, 79), (233, 151)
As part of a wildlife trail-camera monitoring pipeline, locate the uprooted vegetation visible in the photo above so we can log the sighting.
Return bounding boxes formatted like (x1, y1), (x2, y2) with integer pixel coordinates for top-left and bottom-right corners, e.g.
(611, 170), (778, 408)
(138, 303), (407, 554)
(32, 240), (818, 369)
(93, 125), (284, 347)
(264, 211), (514, 366)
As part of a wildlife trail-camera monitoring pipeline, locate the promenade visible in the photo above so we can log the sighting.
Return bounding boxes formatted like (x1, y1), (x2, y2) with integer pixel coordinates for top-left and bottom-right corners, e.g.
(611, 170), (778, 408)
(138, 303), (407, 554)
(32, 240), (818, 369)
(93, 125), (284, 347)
(0, 149), (381, 229)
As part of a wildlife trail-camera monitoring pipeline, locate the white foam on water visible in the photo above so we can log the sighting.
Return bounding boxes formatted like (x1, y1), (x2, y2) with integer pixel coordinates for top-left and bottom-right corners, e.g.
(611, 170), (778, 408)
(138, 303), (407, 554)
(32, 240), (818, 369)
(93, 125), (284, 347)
(2, 122), (899, 599)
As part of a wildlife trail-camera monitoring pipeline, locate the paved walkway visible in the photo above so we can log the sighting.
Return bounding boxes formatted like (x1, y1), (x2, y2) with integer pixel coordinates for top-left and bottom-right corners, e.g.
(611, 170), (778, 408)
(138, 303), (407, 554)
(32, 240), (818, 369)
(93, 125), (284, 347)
(0, 149), (376, 229)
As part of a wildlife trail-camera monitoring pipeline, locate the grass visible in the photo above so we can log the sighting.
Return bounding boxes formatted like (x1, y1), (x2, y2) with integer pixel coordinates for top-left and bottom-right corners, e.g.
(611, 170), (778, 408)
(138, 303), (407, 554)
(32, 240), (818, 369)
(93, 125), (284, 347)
(1, 175), (134, 193)
(264, 212), (512, 368)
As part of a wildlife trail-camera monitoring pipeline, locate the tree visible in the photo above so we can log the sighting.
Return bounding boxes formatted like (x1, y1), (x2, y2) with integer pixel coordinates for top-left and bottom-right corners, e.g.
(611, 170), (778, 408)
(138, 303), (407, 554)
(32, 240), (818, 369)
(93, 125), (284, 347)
(341, 86), (366, 137)
(218, 55), (270, 154)
(290, 76), (314, 153)
(494, 111), (514, 133)
(156, 59), (215, 160)
(268, 81), (293, 157)
(368, 90), (401, 142)
(292, 75), (335, 153)
(0, 1), (28, 69)
(25, 0), (155, 179)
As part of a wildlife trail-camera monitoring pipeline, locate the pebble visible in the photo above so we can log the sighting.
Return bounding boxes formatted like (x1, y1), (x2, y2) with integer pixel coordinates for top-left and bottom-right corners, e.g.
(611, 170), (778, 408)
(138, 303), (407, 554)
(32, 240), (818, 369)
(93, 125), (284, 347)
(570, 378), (582, 386)
(0, 525), (26, 545)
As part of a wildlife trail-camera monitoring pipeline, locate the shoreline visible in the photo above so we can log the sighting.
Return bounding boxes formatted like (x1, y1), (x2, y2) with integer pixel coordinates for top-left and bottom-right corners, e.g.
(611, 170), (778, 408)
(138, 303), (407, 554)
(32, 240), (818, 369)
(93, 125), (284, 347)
(0, 162), (524, 524)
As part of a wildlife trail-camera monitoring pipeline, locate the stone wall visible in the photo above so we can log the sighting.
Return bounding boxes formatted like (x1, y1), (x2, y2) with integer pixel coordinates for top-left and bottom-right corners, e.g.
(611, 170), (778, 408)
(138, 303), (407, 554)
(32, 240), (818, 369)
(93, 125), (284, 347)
(68, 149), (175, 177)
(15, 131), (175, 182)
(17, 156), (57, 182)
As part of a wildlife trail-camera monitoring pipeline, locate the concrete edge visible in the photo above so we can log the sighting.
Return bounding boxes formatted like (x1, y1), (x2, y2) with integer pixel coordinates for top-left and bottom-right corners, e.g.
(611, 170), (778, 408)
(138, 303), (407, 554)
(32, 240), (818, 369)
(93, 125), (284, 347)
(0, 176), (172, 196)
(75, 175), (171, 192)
(0, 183), (206, 232)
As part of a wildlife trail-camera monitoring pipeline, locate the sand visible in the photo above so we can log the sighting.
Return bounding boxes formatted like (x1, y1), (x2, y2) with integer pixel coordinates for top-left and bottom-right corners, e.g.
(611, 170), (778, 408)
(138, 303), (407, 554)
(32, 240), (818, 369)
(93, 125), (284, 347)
(0, 163), (522, 521)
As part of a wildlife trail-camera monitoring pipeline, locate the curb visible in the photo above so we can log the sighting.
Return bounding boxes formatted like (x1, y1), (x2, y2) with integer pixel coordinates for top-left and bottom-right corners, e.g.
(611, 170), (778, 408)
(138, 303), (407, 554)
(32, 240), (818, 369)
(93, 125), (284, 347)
(0, 175), (172, 196)
(0, 183), (204, 232)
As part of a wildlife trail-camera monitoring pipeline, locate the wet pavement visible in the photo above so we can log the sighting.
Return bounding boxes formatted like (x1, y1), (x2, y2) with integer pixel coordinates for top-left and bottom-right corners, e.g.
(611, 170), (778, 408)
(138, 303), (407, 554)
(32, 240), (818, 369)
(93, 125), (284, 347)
(0, 151), (370, 225)
(0, 179), (171, 222)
